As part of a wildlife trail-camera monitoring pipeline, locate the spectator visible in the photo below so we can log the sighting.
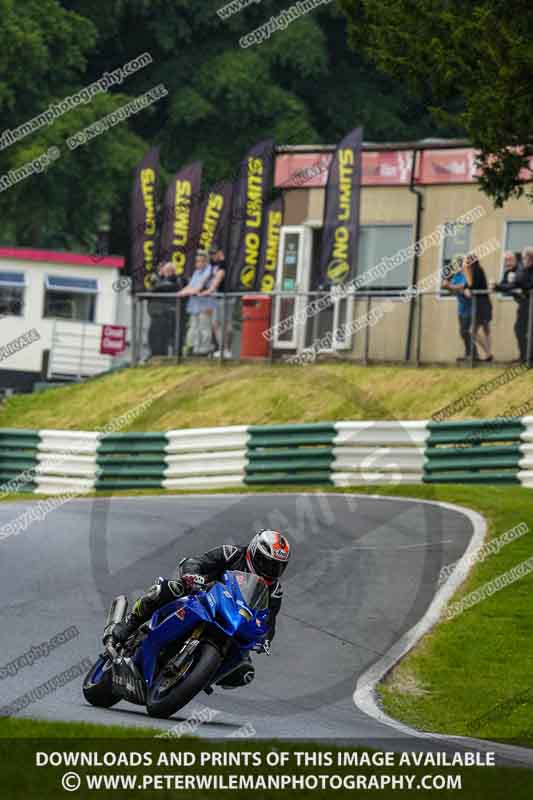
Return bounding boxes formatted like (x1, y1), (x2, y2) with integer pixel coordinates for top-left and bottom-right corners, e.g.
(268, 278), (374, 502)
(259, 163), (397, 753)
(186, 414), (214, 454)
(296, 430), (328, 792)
(513, 246), (533, 363)
(201, 245), (233, 358)
(147, 261), (184, 357)
(463, 254), (493, 362)
(178, 250), (216, 356)
(493, 251), (523, 360)
(442, 257), (478, 362)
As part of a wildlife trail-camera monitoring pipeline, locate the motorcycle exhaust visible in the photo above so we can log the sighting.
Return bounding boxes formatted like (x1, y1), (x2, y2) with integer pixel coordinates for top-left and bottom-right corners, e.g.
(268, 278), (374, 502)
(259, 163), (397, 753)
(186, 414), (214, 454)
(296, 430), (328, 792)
(106, 594), (128, 626)
(103, 594), (128, 641)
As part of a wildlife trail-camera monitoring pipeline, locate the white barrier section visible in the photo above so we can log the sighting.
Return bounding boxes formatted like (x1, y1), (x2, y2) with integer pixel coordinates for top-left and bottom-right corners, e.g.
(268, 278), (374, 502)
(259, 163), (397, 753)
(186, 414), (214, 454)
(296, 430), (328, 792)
(165, 426), (249, 452)
(520, 416), (533, 443)
(35, 430), (100, 494)
(332, 421), (429, 487)
(163, 426), (249, 489)
(519, 419), (533, 486)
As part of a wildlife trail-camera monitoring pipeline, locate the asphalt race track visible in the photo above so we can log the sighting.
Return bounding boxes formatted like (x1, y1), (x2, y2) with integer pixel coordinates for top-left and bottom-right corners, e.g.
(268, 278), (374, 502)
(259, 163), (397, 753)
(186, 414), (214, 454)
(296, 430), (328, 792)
(0, 492), (476, 742)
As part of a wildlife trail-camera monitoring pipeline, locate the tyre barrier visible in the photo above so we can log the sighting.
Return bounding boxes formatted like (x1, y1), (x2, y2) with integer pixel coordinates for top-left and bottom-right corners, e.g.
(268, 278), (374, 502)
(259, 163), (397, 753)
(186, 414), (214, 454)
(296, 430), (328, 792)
(0, 416), (531, 495)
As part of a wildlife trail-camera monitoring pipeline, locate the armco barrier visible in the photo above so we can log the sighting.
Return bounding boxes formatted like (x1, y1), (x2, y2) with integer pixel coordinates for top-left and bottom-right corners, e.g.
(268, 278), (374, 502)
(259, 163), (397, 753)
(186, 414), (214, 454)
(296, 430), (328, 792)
(1, 416), (533, 495)
(424, 419), (525, 484)
(0, 429), (40, 494)
(332, 422), (427, 486)
(245, 424), (335, 486)
(164, 427), (248, 490)
(518, 416), (533, 488)
(35, 430), (99, 494)
(96, 433), (168, 491)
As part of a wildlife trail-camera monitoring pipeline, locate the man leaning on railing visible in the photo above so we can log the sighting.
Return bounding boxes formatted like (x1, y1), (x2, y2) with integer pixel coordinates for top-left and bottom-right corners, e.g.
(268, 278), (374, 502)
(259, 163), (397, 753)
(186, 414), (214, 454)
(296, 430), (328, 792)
(177, 250), (216, 357)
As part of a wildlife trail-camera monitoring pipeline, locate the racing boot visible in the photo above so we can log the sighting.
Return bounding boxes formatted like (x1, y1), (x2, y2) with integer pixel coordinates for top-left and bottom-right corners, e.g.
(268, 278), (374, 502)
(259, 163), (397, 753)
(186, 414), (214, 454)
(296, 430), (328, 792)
(108, 577), (184, 645)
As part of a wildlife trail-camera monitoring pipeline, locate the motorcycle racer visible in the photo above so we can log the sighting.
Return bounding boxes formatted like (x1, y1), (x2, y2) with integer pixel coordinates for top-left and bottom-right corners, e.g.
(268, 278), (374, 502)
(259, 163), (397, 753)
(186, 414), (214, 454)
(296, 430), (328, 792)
(109, 530), (291, 689)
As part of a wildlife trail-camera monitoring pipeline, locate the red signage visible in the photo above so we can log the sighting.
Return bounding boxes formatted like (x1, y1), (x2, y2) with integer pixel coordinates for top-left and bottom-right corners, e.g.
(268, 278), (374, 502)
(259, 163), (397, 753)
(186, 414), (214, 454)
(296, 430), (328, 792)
(418, 148), (479, 184)
(362, 150), (414, 184)
(274, 147), (533, 187)
(100, 325), (127, 356)
(275, 151), (417, 187)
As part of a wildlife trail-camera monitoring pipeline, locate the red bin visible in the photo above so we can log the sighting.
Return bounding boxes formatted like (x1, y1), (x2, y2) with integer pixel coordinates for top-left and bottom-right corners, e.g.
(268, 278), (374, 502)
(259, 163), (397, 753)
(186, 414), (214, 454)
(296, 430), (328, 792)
(240, 295), (272, 358)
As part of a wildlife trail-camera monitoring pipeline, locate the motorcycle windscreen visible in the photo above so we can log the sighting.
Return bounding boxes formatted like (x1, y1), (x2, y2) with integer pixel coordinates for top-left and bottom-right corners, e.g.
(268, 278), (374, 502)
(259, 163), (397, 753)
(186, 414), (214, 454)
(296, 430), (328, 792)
(226, 571), (269, 610)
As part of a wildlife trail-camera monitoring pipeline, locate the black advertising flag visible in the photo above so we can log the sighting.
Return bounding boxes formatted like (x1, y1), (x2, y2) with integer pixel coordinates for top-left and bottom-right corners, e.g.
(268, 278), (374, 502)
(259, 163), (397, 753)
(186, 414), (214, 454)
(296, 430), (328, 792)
(159, 161), (203, 280)
(319, 127), (363, 286)
(130, 147), (160, 292)
(256, 196), (283, 292)
(228, 138), (275, 291)
(197, 181), (233, 255)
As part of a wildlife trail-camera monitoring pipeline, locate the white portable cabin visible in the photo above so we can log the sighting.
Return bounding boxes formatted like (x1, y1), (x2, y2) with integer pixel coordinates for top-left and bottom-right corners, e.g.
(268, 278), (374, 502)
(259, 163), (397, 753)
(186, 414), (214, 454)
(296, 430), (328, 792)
(0, 247), (128, 391)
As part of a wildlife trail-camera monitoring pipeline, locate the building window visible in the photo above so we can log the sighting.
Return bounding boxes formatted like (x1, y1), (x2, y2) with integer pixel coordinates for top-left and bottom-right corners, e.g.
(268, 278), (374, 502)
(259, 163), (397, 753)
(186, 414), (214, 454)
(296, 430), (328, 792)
(43, 275), (98, 322)
(0, 271), (26, 317)
(355, 225), (414, 292)
(438, 221), (472, 296)
(504, 221), (533, 268)
(441, 221), (471, 273)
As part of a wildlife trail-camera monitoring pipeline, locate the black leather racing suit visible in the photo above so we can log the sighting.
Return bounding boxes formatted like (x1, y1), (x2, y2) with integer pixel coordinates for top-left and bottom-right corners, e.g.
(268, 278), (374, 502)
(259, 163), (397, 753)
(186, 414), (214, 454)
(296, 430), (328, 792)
(120, 545), (283, 688)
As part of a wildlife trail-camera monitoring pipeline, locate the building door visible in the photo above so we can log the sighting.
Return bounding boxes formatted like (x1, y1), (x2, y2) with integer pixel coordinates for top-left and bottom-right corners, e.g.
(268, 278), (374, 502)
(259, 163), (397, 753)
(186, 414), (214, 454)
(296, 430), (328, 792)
(272, 226), (312, 350)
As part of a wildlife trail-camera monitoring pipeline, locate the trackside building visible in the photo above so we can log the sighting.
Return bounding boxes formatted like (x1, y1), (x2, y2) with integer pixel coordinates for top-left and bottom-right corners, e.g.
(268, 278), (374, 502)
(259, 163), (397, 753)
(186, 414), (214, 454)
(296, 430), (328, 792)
(0, 248), (127, 390)
(270, 140), (533, 363)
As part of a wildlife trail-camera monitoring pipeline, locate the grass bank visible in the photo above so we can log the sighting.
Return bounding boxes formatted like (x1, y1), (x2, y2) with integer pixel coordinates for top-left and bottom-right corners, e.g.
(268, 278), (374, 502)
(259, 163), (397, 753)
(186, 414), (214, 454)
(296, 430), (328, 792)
(1, 362), (532, 430)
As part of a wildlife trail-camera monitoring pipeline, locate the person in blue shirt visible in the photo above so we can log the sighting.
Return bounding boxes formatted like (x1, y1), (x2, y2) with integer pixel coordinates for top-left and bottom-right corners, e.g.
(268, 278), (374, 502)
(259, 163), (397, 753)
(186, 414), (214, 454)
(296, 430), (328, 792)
(177, 250), (216, 355)
(442, 258), (478, 362)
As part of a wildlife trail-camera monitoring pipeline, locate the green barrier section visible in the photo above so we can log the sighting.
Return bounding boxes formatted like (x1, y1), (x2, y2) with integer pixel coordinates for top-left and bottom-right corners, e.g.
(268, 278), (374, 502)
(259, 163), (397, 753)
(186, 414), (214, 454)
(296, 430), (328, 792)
(94, 480), (165, 490)
(96, 433), (168, 490)
(425, 455), (521, 471)
(245, 423), (335, 486)
(247, 457), (334, 472)
(0, 429), (40, 493)
(424, 419), (524, 484)
(424, 472), (519, 484)
(245, 473), (333, 485)
(427, 427), (525, 446)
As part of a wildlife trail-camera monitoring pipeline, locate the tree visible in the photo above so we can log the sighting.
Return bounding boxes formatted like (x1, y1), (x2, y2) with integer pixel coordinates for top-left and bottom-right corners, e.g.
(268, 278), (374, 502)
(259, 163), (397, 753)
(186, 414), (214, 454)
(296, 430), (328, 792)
(1, 0), (457, 253)
(338, 0), (533, 206)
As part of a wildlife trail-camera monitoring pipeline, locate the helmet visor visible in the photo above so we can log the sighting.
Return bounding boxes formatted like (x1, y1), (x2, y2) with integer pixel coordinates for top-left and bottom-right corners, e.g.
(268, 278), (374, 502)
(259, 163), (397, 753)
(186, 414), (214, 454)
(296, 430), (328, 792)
(252, 547), (288, 580)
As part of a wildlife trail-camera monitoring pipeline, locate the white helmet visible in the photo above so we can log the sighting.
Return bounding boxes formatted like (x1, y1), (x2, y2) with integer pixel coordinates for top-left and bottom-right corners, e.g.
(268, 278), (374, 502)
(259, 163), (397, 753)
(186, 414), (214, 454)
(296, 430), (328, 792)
(246, 530), (290, 581)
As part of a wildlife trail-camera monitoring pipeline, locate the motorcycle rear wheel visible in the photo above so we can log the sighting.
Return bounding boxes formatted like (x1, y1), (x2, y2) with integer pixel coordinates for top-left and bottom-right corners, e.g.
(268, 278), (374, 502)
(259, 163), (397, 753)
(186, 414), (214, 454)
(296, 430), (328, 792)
(146, 642), (222, 719)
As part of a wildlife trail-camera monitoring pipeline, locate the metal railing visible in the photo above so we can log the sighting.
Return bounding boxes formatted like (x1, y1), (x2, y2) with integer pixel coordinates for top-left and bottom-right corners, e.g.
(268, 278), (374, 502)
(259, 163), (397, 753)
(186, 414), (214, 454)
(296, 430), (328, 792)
(129, 288), (533, 368)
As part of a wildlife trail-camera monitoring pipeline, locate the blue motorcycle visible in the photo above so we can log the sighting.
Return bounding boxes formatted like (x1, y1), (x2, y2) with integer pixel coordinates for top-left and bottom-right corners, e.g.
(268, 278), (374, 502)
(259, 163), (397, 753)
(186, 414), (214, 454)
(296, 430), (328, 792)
(83, 570), (270, 718)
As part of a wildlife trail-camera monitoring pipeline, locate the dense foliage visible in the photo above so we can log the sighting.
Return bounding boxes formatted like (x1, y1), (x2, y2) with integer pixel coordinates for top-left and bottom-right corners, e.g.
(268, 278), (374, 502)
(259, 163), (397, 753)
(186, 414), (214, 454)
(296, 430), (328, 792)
(339, 0), (533, 206)
(0, 0), (456, 257)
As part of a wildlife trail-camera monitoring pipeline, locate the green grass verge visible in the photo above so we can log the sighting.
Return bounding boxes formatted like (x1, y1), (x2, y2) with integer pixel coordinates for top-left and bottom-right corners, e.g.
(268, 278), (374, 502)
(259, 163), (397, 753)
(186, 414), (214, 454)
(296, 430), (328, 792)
(1, 362), (532, 430)
(0, 717), (160, 738)
(0, 719), (531, 799)
(346, 484), (533, 746)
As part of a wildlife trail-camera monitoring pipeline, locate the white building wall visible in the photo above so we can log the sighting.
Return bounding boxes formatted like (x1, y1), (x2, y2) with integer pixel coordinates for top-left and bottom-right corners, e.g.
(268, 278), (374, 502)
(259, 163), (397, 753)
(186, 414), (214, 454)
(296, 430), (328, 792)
(0, 257), (122, 374)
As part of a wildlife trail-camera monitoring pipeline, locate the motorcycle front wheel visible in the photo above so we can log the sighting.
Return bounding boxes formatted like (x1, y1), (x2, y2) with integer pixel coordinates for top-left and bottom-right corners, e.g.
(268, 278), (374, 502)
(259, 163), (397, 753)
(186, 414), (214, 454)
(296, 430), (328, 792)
(146, 642), (222, 719)
(83, 655), (121, 708)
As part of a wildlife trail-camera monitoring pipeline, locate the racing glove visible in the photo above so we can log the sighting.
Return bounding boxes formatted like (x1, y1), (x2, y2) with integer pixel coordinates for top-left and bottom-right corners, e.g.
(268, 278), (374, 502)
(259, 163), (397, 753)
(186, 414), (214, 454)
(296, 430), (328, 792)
(181, 573), (206, 594)
(108, 616), (137, 645)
